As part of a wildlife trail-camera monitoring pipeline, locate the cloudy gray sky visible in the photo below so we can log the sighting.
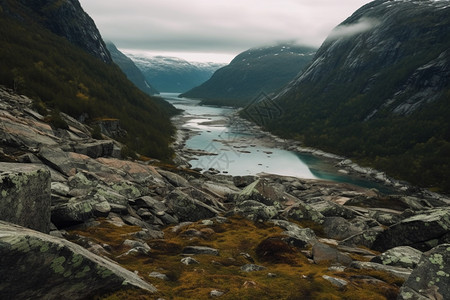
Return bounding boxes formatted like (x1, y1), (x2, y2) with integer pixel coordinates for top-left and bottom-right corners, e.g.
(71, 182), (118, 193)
(79, 0), (372, 62)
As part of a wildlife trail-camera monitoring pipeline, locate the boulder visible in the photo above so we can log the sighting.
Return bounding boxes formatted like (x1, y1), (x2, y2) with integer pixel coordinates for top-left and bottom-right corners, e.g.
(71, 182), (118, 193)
(233, 200), (278, 222)
(312, 242), (353, 266)
(307, 198), (358, 219)
(0, 221), (156, 299)
(69, 140), (115, 159)
(270, 220), (318, 248)
(240, 264), (266, 272)
(158, 170), (190, 187)
(0, 163), (51, 233)
(340, 227), (385, 249)
(283, 202), (325, 224)
(322, 217), (362, 240)
(182, 246), (219, 256)
(322, 275), (348, 288)
(165, 189), (219, 222)
(372, 208), (450, 252)
(233, 175), (258, 188)
(398, 244), (450, 300)
(234, 179), (285, 206)
(371, 246), (422, 269)
(51, 195), (110, 228)
(350, 261), (412, 280)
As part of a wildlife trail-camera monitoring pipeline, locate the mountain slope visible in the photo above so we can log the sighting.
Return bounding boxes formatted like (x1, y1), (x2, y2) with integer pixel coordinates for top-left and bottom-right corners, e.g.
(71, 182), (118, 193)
(180, 44), (316, 106)
(106, 42), (159, 95)
(257, 0), (450, 192)
(124, 53), (225, 93)
(0, 0), (175, 159)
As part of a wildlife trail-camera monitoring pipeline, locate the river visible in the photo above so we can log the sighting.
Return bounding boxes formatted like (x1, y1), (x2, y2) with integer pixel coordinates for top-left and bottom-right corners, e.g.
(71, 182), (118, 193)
(162, 93), (394, 193)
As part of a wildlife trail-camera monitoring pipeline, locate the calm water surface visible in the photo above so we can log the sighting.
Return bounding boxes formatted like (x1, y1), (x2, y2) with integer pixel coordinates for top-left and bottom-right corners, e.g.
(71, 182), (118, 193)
(162, 93), (393, 193)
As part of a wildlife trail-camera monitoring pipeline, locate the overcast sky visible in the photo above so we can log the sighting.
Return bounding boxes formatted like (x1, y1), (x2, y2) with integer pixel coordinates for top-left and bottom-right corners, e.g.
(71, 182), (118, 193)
(79, 0), (372, 62)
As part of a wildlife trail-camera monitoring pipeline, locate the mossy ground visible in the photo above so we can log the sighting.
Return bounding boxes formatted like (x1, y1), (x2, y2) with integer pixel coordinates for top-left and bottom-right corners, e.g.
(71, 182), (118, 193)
(69, 217), (401, 299)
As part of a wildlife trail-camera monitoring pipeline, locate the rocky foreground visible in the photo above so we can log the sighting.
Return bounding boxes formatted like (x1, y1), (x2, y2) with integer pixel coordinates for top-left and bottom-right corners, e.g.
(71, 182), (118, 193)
(1, 86), (449, 299)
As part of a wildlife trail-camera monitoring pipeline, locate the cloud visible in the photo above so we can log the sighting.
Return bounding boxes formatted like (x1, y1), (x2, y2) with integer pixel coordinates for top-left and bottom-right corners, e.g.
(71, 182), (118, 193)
(327, 17), (380, 40)
(79, 0), (372, 59)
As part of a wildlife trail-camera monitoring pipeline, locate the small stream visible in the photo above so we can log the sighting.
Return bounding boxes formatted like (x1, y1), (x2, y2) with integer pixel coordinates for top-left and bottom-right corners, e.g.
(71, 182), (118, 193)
(163, 93), (394, 193)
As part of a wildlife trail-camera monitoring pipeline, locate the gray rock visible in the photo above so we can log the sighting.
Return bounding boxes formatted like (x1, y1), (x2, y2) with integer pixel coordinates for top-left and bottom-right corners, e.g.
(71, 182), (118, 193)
(398, 244), (450, 300)
(307, 198), (358, 219)
(240, 264), (266, 272)
(158, 170), (190, 187)
(312, 242), (353, 266)
(350, 261), (412, 280)
(372, 208), (450, 252)
(341, 227), (384, 248)
(323, 217), (362, 240)
(371, 246), (422, 269)
(69, 140), (115, 159)
(234, 179), (285, 206)
(322, 275), (348, 288)
(182, 246), (219, 256)
(210, 289), (225, 297)
(0, 221), (156, 299)
(181, 257), (200, 265)
(271, 220), (318, 248)
(165, 189), (219, 222)
(233, 200), (278, 222)
(283, 202), (325, 224)
(0, 163), (51, 233)
(149, 272), (169, 281)
(233, 175), (258, 188)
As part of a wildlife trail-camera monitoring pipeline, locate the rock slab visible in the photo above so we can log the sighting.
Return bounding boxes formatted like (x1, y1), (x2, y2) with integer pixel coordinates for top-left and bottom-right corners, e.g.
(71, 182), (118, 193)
(0, 163), (51, 233)
(0, 221), (156, 299)
(398, 244), (450, 300)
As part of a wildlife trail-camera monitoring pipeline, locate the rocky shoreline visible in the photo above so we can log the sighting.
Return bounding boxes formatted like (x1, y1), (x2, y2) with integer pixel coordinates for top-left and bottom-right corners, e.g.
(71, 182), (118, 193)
(1, 86), (450, 299)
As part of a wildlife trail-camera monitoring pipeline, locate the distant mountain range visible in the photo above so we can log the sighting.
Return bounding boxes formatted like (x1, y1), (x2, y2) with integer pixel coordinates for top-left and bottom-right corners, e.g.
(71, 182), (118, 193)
(181, 44), (316, 106)
(124, 53), (225, 93)
(106, 42), (159, 95)
(252, 0), (450, 192)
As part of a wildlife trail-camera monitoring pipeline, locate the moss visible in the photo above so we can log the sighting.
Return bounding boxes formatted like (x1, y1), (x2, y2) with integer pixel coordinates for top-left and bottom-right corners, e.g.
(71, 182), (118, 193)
(71, 254), (83, 268)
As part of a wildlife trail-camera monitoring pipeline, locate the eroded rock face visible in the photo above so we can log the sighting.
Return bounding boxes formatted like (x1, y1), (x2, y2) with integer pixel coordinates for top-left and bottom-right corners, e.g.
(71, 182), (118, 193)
(0, 163), (51, 233)
(398, 244), (450, 300)
(0, 221), (156, 300)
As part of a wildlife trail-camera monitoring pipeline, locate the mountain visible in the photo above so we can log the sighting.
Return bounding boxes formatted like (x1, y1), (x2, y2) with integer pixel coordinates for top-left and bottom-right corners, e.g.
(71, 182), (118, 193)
(0, 0), (176, 159)
(254, 0), (450, 192)
(180, 44), (316, 106)
(106, 42), (159, 95)
(124, 53), (226, 93)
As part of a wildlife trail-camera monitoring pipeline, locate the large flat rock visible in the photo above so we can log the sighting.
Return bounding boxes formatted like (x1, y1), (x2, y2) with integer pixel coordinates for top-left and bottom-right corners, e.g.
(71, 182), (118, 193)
(0, 221), (156, 299)
(0, 163), (51, 233)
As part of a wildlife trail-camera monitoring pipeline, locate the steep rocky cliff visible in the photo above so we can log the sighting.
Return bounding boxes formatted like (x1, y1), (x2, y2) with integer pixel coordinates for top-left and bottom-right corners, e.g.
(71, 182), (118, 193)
(0, 0), (111, 63)
(260, 0), (450, 192)
(106, 42), (159, 95)
(181, 44), (316, 106)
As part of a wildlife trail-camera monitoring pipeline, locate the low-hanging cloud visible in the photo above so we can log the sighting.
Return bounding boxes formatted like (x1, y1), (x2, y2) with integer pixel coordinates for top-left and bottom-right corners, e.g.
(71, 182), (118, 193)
(327, 17), (380, 40)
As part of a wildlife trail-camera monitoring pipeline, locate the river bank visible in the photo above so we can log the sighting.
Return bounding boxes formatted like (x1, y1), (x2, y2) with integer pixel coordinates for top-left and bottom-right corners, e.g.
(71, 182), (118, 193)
(167, 94), (442, 198)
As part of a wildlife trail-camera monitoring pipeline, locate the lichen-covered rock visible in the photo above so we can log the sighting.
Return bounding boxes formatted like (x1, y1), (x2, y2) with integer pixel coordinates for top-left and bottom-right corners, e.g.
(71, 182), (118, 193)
(398, 244), (450, 300)
(240, 264), (266, 272)
(283, 202), (325, 224)
(371, 246), (422, 269)
(233, 200), (278, 222)
(372, 208), (450, 252)
(0, 221), (156, 300)
(0, 163), (51, 233)
(165, 189), (220, 222)
(323, 217), (362, 240)
(234, 179), (285, 206)
(270, 220), (317, 248)
(341, 227), (384, 248)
